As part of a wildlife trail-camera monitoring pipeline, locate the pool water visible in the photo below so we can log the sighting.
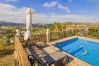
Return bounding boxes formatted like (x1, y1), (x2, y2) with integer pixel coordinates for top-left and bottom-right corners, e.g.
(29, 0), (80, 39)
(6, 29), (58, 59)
(55, 37), (99, 66)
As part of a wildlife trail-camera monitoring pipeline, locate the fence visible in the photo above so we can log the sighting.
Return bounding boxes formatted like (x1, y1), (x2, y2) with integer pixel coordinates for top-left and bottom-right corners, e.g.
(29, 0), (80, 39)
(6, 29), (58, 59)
(50, 31), (73, 41)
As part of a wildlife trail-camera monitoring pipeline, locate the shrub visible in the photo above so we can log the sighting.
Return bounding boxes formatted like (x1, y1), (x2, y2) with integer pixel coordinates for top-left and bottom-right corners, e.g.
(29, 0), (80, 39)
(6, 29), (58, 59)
(0, 43), (5, 51)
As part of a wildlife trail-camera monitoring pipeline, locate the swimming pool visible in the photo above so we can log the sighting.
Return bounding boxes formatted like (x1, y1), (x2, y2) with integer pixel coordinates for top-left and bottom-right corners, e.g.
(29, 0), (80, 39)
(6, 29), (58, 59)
(55, 37), (99, 66)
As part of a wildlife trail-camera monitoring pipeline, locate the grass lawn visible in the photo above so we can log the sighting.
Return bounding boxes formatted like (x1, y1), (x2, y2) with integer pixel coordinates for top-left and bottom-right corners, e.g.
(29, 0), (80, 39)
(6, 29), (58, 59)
(0, 54), (14, 66)
(0, 44), (14, 66)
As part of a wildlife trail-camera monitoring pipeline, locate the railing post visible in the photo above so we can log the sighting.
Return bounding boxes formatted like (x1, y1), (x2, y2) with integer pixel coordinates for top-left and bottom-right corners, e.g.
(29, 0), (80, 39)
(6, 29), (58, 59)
(16, 29), (20, 36)
(46, 29), (50, 43)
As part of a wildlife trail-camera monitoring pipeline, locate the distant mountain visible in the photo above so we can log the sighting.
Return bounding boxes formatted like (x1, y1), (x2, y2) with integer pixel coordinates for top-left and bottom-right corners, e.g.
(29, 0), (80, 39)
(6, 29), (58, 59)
(0, 21), (25, 26)
(0, 21), (52, 27)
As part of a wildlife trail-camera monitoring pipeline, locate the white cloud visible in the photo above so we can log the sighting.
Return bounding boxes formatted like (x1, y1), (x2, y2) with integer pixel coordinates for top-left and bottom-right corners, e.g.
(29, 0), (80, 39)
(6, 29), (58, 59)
(57, 4), (70, 13)
(43, 1), (71, 13)
(0, 3), (32, 23)
(0, 3), (95, 24)
(43, 1), (58, 8)
(32, 13), (95, 24)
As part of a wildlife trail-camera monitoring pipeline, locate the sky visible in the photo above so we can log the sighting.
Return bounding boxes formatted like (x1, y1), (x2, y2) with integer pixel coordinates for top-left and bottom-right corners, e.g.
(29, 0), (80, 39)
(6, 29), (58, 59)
(0, 0), (99, 24)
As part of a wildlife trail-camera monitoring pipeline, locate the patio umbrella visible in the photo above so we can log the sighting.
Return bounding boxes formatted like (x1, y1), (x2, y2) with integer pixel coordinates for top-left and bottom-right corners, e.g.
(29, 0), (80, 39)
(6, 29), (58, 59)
(24, 8), (32, 41)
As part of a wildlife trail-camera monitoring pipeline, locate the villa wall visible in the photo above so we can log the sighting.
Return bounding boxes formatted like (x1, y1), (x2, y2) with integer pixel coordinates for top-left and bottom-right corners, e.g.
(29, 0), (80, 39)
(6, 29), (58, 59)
(14, 36), (31, 66)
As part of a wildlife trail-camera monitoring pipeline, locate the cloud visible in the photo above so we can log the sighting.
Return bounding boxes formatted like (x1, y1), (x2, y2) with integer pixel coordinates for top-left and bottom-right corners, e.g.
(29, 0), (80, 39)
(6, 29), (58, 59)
(57, 4), (70, 13)
(43, 1), (71, 13)
(0, 3), (95, 24)
(32, 14), (95, 24)
(0, 3), (34, 23)
(43, 1), (58, 8)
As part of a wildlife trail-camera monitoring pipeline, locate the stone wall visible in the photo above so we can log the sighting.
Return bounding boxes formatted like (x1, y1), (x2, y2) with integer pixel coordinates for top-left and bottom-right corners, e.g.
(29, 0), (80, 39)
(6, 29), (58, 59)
(30, 34), (47, 43)
(14, 36), (31, 66)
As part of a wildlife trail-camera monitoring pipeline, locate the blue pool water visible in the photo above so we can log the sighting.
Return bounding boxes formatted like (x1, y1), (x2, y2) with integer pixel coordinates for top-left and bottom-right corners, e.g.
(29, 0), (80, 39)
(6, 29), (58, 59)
(55, 37), (99, 66)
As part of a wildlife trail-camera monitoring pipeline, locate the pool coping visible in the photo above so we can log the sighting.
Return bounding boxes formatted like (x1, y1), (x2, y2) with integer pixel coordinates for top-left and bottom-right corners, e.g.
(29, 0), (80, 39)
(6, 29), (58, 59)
(77, 36), (99, 43)
(47, 36), (98, 66)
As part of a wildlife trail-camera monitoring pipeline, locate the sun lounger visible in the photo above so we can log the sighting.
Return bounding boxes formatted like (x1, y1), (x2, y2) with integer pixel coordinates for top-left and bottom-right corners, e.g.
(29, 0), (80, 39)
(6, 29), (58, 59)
(26, 46), (48, 66)
(26, 45), (73, 66)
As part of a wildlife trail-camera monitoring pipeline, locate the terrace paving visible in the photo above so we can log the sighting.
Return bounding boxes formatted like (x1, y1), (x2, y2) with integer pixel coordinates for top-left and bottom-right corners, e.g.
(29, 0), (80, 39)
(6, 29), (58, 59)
(15, 36), (92, 66)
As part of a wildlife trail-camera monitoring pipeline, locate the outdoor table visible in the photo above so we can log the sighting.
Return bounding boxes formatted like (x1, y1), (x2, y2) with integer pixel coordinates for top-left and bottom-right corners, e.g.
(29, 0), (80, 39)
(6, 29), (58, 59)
(36, 42), (45, 48)
(42, 46), (59, 54)
(44, 50), (66, 65)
